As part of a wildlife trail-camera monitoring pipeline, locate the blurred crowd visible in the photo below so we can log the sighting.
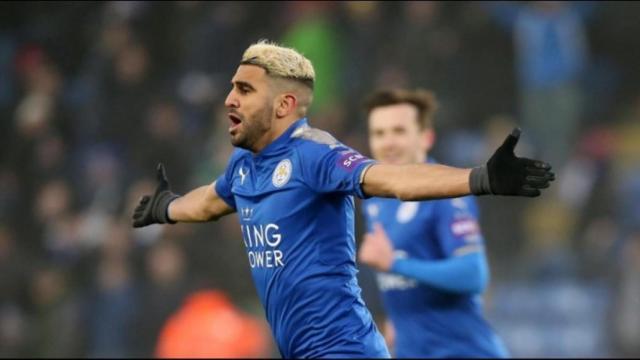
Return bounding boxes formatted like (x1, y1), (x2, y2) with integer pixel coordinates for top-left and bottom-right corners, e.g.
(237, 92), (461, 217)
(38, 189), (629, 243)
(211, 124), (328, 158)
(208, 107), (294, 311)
(0, 1), (639, 357)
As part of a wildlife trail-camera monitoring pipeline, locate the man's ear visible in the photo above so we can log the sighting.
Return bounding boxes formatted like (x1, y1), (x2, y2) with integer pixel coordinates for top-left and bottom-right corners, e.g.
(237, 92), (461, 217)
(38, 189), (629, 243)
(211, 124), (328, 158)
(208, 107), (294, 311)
(422, 128), (435, 153)
(275, 93), (298, 118)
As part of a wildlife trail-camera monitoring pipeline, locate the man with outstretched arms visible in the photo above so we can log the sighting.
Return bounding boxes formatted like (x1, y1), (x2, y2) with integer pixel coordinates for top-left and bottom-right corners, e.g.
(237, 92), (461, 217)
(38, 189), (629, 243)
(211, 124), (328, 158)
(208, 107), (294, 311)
(132, 41), (554, 358)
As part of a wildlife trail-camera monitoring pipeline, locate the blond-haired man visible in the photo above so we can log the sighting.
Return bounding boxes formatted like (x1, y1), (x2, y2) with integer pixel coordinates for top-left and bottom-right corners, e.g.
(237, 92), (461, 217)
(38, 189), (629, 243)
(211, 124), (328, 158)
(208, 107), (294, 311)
(132, 41), (554, 358)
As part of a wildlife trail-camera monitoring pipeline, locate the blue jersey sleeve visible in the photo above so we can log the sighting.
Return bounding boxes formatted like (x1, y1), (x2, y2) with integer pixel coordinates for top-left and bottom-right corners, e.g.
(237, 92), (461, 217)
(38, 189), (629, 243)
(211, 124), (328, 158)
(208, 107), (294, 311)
(214, 150), (244, 210)
(300, 143), (376, 199)
(434, 197), (485, 257)
(391, 253), (489, 294)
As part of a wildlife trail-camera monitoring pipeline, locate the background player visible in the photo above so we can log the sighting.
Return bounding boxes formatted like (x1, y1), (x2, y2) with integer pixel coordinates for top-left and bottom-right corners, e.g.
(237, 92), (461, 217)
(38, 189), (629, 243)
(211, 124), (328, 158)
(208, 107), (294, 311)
(132, 41), (554, 358)
(358, 88), (509, 357)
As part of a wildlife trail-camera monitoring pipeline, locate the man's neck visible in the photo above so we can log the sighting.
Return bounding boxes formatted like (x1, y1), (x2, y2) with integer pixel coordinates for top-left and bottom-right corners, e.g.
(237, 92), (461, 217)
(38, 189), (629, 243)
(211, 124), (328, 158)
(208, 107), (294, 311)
(415, 151), (428, 164)
(251, 116), (301, 153)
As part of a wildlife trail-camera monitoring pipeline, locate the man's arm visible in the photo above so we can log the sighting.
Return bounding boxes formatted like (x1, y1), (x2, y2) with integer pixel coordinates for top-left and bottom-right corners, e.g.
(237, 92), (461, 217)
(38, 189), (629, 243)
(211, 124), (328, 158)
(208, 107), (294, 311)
(361, 128), (555, 200)
(132, 163), (234, 228)
(359, 223), (488, 294)
(362, 163), (471, 201)
(390, 252), (489, 295)
(167, 183), (235, 222)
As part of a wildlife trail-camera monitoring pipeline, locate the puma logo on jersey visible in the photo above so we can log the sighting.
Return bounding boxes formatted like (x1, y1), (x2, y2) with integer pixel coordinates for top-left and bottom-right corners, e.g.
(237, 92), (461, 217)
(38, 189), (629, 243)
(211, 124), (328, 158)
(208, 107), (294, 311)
(239, 167), (249, 185)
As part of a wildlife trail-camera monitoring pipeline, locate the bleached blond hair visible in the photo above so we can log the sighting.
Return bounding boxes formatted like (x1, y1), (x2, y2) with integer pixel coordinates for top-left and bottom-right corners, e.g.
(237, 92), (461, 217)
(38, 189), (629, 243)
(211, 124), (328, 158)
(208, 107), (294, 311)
(240, 40), (315, 89)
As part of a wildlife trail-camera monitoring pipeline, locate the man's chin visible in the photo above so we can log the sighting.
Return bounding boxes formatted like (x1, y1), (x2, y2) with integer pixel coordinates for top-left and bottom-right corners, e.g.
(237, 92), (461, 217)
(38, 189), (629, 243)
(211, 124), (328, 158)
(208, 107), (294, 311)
(380, 158), (411, 165)
(230, 136), (242, 147)
(230, 135), (251, 150)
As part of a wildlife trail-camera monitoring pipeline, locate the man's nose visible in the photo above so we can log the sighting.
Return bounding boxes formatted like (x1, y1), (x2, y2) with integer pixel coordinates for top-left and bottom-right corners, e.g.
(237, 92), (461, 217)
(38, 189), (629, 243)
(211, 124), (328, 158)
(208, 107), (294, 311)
(225, 91), (238, 108)
(380, 136), (396, 150)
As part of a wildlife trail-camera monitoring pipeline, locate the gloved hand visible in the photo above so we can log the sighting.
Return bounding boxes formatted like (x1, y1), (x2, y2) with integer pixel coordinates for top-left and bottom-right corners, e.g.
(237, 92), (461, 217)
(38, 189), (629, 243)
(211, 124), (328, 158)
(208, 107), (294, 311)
(132, 163), (181, 228)
(470, 128), (555, 197)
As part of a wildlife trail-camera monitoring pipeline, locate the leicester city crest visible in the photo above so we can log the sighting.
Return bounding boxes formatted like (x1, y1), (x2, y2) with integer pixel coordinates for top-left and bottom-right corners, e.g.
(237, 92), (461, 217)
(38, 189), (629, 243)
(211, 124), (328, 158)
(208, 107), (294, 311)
(272, 159), (292, 188)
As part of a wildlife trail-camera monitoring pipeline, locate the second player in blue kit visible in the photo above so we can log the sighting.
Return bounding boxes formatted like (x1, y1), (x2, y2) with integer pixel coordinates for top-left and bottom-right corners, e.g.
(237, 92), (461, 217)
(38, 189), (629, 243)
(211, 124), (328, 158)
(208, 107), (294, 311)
(359, 88), (509, 358)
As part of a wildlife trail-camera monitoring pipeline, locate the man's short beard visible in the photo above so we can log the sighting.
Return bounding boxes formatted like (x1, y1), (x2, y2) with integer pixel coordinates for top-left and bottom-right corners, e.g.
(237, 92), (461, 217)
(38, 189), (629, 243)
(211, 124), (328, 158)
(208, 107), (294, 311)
(231, 102), (273, 151)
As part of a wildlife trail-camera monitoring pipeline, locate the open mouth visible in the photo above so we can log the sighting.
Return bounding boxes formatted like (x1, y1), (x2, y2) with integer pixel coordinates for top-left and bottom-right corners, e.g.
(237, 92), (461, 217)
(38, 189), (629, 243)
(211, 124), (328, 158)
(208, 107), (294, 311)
(228, 113), (242, 130)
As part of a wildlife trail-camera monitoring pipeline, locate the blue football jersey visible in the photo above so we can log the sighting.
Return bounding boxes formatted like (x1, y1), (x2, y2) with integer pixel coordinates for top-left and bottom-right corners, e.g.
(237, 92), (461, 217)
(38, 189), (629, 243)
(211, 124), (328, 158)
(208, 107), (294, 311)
(363, 175), (508, 358)
(215, 118), (389, 358)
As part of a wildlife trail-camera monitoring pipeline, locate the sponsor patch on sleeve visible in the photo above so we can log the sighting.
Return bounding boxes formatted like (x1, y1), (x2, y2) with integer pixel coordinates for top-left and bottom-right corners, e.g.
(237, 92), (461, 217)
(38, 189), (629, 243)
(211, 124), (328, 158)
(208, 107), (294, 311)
(337, 149), (370, 171)
(450, 217), (481, 239)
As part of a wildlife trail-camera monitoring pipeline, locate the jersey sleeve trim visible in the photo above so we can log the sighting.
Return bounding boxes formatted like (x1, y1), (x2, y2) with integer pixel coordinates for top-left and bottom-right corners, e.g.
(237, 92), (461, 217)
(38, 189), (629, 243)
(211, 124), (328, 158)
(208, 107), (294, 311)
(354, 161), (377, 199)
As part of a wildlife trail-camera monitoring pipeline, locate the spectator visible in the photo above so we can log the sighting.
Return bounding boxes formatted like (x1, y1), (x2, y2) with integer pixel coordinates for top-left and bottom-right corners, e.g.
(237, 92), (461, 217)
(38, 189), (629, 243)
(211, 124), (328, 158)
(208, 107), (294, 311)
(484, 1), (596, 169)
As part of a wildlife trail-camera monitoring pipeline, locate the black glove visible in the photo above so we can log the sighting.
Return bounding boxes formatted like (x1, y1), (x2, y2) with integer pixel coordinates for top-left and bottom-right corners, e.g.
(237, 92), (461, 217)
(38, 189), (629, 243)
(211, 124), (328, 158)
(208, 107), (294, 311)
(470, 128), (555, 197)
(132, 163), (181, 228)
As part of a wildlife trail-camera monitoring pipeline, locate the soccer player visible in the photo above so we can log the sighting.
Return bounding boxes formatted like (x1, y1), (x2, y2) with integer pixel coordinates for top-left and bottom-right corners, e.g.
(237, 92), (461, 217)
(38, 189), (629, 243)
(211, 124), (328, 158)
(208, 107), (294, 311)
(132, 41), (554, 358)
(358, 88), (509, 357)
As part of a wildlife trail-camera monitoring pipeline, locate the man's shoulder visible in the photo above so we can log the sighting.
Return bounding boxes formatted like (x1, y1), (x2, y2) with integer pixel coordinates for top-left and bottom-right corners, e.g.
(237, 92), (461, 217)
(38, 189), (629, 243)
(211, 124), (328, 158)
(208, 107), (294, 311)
(290, 124), (366, 167)
(291, 124), (340, 146)
(291, 124), (344, 153)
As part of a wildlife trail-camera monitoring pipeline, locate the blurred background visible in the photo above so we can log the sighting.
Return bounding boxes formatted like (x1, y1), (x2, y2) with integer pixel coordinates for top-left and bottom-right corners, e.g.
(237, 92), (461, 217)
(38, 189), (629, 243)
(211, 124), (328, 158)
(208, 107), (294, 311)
(0, 1), (639, 357)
